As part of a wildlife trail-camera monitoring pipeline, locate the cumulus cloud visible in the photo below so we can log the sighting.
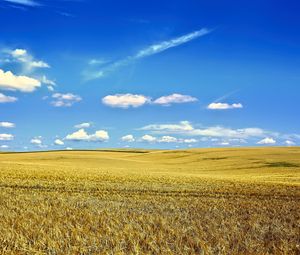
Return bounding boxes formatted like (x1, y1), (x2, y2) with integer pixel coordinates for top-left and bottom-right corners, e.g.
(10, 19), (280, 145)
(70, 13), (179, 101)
(54, 139), (64, 145)
(257, 137), (276, 145)
(121, 134), (135, 142)
(65, 129), (109, 142)
(158, 136), (178, 143)
(153, 94), (198, 106)
(140, 121), (271, 139)
(207, 102), (243, 110)
(30, 138), (42, 145)
(0, 93), (17, 103)
(74, 122), (92, 129)
(10, 49), (26, 57)
(102, 94), (150, 108)
(0, 134), (14, 141)
(0, 122), (15, 128)
(51, 93), (82, 107)
(141, 134), (157, 143)
(84, 28), (211, 80)
(0, 69), (41, 92)
(102, 93), (197, 108)
(0, 145), (9, 149)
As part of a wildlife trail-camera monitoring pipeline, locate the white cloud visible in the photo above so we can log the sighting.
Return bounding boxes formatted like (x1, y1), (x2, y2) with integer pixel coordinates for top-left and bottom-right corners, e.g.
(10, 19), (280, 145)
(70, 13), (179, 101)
(0, 122), (15, 128)
(135, 29), (210, 59)
(139, 134), (198, 144)
(0, 145), (9, 149)
(85, 28), (211, 80)
(140, 121), (270, 139)
(10, 48), (27, 57)
(257, 137), (276, 145)
(102, 93), (198, 108)
(88, 59), (107, 65)
(66, 147), (73, 150)
(65, 129), (109, 142)
(219, 142), (230, 146)
(30, 138), (42, 145)
(140, 121), (194, 132)
(3, 0), (40, 6)
(0, 134), (14, 141)
(102, 94), (150, 108)
(141, 134), (157, 143)
(89, 130), (109, 141)
(158, 136), (178, 143)
(74, 122), (91, 129)
(37, 76), (55, 92)
(181, 138), (198, 143)
(66, 129), (89, 141)
(29, 61), (49, 68)
(54, 139), (64, 146)
(0, 69), (41, 92)
(51, 93), (82, 107)
(153, 94), (198, 106)
(47, 86), (54, 92)
(207, 102), (243, 110)
(191, 127), (265, 138)
(0, 93), (17, 103)
(8, 48), (49, 73)
(121, 134), (135, 142)
(284, 140), (295, 146)
(40, 75), (56, 86)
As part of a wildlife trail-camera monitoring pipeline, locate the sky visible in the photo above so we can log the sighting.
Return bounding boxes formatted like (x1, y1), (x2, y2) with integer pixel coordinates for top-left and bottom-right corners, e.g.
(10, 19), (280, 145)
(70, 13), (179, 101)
(0, 0), (300, 151)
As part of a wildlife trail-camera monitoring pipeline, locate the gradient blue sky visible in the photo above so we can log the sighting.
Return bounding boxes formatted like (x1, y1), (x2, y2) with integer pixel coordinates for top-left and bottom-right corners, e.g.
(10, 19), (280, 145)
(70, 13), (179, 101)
(0, 0), (299, 151)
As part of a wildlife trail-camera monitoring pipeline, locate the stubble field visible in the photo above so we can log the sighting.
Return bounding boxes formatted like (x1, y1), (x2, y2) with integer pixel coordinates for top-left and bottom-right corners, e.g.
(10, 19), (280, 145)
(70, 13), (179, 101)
(0, 147), (299, 254)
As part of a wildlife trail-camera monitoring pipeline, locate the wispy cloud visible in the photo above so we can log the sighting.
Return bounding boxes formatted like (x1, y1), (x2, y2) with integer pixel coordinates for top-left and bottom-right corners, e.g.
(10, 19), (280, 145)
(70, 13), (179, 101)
(74, 122), (92, 129)
(84, 28), (211, 80)
(3, 0), (41, 7)
(139, 121), (276, 140)
(0, 93), (17, 103)
(135, 29), (210, 58)
(139, 134), (198, 144)
(140, 121), (298, 146)
(7, 48), (50, 74)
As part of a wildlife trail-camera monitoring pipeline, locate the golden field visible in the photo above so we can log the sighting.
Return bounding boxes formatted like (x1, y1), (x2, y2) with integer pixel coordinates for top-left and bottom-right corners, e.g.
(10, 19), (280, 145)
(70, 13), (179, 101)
(0, 147), (299, 254)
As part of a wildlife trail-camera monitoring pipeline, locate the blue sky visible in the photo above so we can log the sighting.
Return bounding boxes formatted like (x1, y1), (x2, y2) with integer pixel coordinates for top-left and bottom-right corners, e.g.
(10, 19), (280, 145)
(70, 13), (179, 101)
(0, 0), (299, 151)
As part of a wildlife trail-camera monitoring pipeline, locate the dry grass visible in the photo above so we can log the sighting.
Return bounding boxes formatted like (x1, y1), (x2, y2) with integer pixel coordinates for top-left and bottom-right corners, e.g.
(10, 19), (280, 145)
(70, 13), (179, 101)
(0, 147), (299, 254)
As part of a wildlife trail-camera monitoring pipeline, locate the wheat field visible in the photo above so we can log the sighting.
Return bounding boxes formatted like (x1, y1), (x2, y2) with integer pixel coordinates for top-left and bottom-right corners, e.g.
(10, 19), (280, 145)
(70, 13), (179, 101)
(0, 147), (299, 254)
